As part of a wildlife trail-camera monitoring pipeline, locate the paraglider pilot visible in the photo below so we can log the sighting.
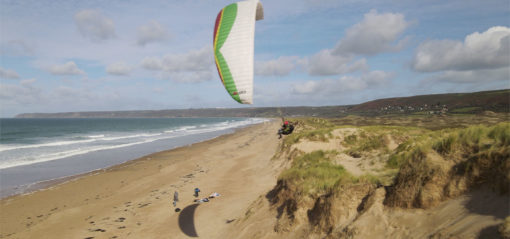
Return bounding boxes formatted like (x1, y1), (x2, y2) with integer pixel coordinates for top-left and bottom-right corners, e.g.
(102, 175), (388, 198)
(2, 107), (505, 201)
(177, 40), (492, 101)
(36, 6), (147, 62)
(278, 121), (294, 139)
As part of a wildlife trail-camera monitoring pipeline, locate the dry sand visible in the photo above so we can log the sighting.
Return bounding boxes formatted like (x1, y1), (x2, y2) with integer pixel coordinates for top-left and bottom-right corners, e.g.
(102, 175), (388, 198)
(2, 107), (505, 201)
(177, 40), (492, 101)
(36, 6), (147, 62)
(0, 121), (282, 239)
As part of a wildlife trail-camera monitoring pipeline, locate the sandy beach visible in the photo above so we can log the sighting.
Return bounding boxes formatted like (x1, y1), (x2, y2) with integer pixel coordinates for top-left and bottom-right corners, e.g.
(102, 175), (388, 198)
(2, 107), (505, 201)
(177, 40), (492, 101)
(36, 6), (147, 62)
(0, 120), (282, 239)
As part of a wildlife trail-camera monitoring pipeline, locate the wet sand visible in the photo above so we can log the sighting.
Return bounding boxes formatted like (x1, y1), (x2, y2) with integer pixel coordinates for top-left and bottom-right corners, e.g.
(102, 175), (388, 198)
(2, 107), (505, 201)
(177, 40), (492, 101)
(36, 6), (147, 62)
(0, 120), (282, 239)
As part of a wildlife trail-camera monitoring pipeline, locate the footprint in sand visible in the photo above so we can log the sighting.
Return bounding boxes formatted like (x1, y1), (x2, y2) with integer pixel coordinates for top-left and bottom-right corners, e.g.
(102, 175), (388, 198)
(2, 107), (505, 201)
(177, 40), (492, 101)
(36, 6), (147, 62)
(149, 189), (159, 197)
(87, 228), (106, 232)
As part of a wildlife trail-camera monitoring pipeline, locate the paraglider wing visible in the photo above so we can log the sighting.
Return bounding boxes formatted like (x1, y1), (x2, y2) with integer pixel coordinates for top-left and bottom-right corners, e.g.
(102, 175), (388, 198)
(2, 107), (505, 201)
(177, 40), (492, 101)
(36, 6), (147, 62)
(213, 0), (264, 104)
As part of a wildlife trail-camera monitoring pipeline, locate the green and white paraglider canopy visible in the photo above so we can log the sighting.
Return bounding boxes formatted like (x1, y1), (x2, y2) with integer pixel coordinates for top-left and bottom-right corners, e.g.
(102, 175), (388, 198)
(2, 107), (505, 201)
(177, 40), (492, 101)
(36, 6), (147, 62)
(213, 0), (264, 104)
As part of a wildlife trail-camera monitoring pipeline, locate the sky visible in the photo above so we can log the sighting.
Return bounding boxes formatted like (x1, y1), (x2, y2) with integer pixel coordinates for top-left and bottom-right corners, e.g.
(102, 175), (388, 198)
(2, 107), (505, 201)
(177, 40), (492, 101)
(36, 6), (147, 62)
(0, 0), (509, 117)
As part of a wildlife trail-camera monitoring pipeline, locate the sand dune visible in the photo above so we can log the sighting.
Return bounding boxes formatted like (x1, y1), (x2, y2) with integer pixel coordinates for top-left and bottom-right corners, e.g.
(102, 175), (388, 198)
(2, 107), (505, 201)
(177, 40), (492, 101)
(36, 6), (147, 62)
(219, 122), (508, 239)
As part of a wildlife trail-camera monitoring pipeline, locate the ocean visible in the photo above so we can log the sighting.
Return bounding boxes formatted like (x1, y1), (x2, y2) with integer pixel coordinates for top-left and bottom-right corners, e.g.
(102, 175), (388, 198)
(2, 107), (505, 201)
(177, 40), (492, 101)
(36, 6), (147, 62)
(0, 117), (268, 198)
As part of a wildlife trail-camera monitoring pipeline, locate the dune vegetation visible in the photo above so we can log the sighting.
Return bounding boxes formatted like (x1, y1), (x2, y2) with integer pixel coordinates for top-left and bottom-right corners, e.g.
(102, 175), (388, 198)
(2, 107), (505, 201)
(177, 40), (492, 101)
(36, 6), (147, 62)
(385, 122), (510, 208)
(264, 112), (509, 238)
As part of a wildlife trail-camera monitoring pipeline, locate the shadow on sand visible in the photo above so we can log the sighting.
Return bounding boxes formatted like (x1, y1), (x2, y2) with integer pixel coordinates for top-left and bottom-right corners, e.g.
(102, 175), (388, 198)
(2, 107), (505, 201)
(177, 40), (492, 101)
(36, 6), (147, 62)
(464, 188), (509, 219)
(178, 204), (200, 237)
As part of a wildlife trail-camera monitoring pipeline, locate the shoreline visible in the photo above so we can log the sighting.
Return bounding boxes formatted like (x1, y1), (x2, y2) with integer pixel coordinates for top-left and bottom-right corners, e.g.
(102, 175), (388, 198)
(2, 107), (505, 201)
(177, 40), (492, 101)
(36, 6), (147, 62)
(0, 119), (282, 238)
(1, 120), (275, 200)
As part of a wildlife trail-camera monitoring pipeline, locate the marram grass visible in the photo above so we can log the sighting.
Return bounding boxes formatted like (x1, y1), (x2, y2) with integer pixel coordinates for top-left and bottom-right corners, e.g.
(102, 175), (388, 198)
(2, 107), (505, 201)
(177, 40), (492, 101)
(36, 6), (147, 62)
(279, 150), (355, 196)
(387, 122), (510, 168)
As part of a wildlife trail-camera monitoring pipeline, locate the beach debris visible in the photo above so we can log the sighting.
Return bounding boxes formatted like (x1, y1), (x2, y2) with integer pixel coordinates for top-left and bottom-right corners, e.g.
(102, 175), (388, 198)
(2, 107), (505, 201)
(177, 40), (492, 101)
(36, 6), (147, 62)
(194, 188), (200, 197)
(194, 198), (210, 204)
(209, 192), (221, 198)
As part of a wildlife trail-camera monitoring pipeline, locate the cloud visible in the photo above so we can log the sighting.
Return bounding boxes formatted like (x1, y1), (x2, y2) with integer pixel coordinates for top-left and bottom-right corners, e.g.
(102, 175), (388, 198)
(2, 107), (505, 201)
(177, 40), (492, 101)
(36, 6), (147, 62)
(74, 9), (116, 41)
(333, 9), (410, 56)
(304, 49), (368, 76)
(160, 71), (213, 83)
(0, 79), (42, 104)
(106, 62), (132, 76)
(50, 61), (85, 75)
(299, 9), (408, 77)
(412, 26), (510, 72)
(140, 57), (163, 70)
(55, 86), (94, 100)
(303, 0), (343, 8)
(160, 47), (213, 72)
(425, 67), (510, 84)
(0, 39), (35, 56)
(0, 67), (20, 79)
(141, 46), (214, 82)
(292, 70), (393, 94)
(255, 56), (298, 76)
(137, 21), (170, 46)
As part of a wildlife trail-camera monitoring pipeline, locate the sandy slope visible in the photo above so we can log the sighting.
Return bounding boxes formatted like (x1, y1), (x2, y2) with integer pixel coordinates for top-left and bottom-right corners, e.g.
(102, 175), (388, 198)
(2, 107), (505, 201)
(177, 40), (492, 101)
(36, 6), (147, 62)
(0, 121), (282, 239)
(221, 126), (509, 239)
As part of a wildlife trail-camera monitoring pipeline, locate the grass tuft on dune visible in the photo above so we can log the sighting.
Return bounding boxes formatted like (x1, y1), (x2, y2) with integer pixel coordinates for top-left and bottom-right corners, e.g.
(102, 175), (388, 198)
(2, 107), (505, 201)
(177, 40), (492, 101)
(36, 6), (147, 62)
(385, 122), (510, 208)
(279, 150), (354, 197)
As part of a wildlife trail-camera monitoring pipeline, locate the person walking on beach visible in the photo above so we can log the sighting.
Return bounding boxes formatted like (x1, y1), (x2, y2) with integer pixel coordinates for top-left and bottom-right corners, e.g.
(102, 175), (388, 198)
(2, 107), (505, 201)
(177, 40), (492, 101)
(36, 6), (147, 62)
(194, 188), (200, 197)
(173, 191), (179, 207)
